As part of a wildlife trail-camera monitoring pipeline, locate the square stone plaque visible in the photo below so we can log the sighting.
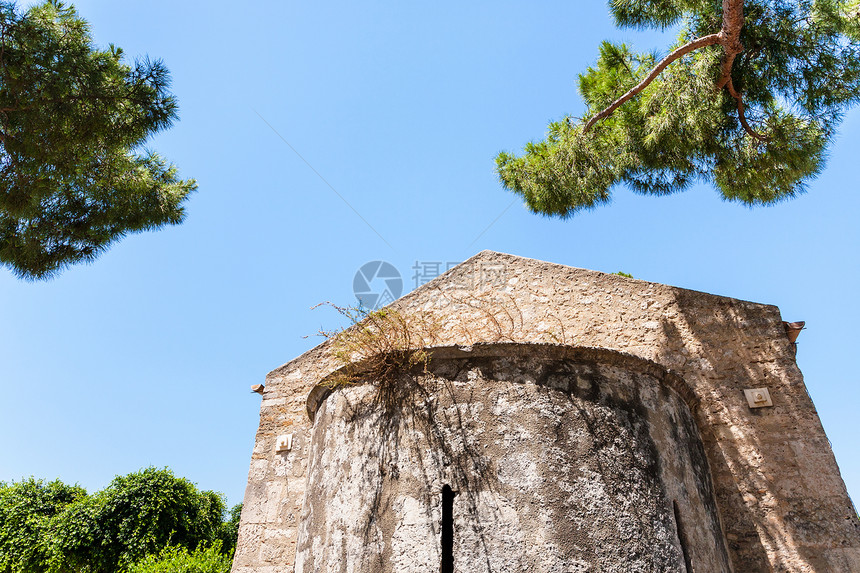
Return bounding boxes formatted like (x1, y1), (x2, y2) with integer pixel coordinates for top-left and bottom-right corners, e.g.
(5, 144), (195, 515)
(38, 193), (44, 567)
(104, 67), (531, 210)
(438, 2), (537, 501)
(744, 388), (773, 408)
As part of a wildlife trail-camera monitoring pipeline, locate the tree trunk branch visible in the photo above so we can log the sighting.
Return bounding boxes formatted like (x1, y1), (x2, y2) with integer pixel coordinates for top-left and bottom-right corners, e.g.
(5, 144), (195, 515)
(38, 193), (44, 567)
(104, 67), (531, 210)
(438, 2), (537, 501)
(583, 0), (761, 140)
(716, 0), (745, 89)
(583, 33), (722, 133)
(726, 78), (769, 141)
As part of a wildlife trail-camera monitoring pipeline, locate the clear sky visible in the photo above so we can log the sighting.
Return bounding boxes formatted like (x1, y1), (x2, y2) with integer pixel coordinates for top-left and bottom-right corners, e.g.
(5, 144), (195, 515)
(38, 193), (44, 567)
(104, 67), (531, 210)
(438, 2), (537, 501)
(1, 1), (858, 510)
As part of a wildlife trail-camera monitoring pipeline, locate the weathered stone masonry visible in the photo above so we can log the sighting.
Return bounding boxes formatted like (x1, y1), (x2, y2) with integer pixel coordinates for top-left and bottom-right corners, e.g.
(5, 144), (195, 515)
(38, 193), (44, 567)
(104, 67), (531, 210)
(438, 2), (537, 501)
(298, 345), (732, 573)
(233, 251), (860, 572)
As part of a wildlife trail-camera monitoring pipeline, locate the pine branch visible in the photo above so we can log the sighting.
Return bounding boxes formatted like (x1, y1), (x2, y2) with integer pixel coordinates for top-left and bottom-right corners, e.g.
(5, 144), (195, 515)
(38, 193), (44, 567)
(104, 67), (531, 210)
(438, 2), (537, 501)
(498, 0), (851, 212)
(726, 77), (769, 141)
(583, 33), (722, 132)
(584, 0), (748, 133)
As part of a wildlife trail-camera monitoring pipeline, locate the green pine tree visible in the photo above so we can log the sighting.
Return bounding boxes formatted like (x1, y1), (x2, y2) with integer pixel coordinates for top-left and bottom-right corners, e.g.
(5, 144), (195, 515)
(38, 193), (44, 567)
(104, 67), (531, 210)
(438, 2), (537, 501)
(496, 0), (860, 217)
(0, 1), (196, 279)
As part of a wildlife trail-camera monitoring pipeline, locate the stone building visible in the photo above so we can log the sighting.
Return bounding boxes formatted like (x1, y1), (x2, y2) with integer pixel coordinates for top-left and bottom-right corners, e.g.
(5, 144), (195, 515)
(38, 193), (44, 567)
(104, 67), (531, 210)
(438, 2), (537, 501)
(232, 251), (860, 572)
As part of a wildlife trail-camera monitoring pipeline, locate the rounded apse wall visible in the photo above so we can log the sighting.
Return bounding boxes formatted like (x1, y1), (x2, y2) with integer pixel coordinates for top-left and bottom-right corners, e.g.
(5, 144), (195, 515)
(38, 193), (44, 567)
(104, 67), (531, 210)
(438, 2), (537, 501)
(295, 345), (732, 573)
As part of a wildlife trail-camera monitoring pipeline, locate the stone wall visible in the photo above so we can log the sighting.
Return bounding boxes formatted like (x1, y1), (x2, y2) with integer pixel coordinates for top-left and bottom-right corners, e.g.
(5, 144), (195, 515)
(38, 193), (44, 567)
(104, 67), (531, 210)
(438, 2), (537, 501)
(296, 346), (732, 573)
(232, 251), (860, 572)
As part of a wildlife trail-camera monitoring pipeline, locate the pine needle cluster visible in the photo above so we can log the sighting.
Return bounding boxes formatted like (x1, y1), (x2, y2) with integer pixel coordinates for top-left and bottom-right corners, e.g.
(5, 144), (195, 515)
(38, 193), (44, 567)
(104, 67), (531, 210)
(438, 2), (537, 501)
(0, 1), (196, 279)
(497, 0), (860, 216)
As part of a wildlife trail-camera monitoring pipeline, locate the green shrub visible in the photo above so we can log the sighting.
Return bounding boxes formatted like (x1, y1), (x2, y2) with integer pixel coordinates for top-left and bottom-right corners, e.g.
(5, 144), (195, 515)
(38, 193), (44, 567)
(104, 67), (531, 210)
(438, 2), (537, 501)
(218, 504), (242, 557)
(52, 467), (226, 572)
(1, 468), (235, 573)
(126, 543), (232, 573)
(0, 478), (86, 573)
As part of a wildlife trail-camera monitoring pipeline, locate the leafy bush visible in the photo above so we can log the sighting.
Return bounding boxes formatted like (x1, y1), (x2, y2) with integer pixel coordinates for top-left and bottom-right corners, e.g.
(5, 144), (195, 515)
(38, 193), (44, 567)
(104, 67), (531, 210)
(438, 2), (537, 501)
(126, 543), (232, 573)
(0, 479), (86, 573)
(218, 504), (242, 557)
(0, 469), (237, 573)
(52, 467), (226, 572)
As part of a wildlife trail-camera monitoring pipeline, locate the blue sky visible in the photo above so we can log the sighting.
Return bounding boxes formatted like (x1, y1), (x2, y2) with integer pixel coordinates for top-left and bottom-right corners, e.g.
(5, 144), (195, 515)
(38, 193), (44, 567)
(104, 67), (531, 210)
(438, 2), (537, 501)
(1, 1), (858, 509)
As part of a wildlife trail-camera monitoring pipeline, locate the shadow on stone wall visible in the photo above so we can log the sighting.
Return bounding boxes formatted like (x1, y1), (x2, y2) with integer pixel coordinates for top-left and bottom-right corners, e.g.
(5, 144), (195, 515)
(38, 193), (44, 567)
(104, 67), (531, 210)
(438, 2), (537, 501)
(657, 289), (859, 571)
(330, 366), (503, 572)
(297, 345), (732, 573)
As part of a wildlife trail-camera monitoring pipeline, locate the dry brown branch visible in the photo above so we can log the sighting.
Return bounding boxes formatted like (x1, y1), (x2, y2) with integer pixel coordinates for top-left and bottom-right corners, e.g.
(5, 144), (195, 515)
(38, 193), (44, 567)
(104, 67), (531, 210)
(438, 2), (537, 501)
(314, 289), (573, 410)
(314, 303), (442, 391)
(542, 310), (569, 345)
(437, 289), (528, 343)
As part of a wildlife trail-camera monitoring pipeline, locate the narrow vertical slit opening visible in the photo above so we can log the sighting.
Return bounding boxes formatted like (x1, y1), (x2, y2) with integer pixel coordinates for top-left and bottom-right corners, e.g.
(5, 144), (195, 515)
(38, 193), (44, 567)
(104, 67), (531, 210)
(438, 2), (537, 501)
(673, 500), (694, 573)
(440, 484), (455, 573)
